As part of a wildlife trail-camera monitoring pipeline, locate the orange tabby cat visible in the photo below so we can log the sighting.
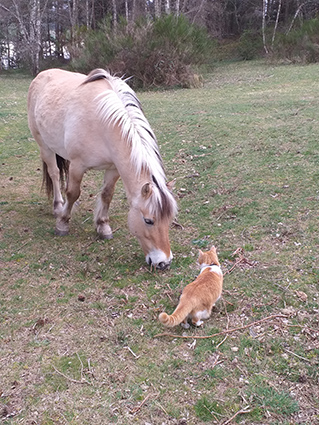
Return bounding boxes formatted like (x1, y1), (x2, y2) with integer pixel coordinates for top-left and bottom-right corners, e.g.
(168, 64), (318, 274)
(159, 246), (223, 328)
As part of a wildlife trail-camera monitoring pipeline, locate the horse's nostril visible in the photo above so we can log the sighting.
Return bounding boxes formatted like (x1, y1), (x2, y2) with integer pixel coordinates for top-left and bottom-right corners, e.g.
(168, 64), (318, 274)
(157, 261), (169, 270)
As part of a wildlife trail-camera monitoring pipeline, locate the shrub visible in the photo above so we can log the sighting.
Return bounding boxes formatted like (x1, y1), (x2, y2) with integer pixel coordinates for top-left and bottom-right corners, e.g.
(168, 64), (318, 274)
(238, 30), (264, 60)
(272, 18), (319, 63)
(71, 14), (215, 88)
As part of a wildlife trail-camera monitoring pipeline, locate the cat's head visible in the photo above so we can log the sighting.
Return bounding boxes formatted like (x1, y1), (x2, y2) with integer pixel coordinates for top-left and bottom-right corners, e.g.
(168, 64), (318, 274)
(198, 245), (220, 266)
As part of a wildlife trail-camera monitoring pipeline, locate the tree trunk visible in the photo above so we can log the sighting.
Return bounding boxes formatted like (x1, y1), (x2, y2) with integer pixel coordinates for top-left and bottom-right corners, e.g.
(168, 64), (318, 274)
(174, 0), (180, 15)
(262, 0), (269, 54)
(271, 0), (282, 49)
(29, 0), (41, 74)
(86, 0), (89, 28)
(154, 0), (161, 18)
(68, 0), (79, 45)
(112, 0), (117, 29)
(125, 0), (129, 22)
(164, 0), (170, 14)
(286, 2), (306, 34)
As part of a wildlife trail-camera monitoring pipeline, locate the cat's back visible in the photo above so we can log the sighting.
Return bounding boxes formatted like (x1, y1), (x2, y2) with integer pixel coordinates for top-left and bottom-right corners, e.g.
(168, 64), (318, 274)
(183, 265), (223, 297)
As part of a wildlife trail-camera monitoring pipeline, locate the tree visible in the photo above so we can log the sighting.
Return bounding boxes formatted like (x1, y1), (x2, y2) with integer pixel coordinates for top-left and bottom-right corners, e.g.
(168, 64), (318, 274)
(0, 0), (53, 73)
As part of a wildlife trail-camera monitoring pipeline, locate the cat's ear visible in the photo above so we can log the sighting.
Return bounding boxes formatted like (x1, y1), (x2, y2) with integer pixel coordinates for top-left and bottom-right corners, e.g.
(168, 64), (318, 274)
(198, 249), (203, 256)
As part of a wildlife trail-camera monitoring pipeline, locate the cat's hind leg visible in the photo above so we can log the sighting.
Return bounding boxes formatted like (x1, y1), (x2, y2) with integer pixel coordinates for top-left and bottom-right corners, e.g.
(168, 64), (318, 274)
(192, 310), (210, 327)
(192, 319), (203, 327)
(181, 319), (190, 329)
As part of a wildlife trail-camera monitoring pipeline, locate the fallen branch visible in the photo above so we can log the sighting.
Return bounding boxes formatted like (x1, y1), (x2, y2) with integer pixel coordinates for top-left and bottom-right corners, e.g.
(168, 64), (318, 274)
(223, 247), (255, 276)
(154, 314), (288, 339)
(223, 258), (246, 275)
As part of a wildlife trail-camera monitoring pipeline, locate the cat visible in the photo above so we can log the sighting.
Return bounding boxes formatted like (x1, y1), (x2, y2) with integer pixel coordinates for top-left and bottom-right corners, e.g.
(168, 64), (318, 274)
(159, 246), (223, 328)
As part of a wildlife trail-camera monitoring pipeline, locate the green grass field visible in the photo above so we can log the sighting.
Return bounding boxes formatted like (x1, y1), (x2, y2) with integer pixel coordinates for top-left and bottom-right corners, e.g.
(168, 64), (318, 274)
(1, 61), (318, 424)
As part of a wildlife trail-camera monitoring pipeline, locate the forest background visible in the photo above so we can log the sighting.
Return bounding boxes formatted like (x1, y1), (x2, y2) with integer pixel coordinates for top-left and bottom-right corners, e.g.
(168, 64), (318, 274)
(2, 0), (319, 87)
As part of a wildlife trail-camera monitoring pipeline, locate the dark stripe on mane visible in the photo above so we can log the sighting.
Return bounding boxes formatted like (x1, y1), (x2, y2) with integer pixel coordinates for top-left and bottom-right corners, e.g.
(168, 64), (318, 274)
(82, 69), (110, 85)
(142, 126), (159, 143)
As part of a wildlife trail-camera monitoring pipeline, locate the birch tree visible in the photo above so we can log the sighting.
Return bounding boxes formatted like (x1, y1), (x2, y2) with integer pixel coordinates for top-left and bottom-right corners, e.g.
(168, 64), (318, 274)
(0, 0), (48, 73)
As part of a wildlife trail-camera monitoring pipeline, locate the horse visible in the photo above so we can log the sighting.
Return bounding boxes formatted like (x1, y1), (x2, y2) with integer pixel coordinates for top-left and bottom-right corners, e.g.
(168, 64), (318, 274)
(27, 68), (177, 270)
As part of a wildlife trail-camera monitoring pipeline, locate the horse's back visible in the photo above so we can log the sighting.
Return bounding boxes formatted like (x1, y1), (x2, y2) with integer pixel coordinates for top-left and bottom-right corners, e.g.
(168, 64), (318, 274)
(27, 69), (116, 165)
(28, 69), (85, 141)
(28, 68), (85, 109)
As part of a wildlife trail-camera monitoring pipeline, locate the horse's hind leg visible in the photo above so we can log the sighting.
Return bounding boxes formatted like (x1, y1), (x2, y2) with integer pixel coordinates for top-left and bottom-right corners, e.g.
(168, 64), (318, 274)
(94, 169), (120, 239)
(55, 162), (84, 236)
(40, 147), (64, 217)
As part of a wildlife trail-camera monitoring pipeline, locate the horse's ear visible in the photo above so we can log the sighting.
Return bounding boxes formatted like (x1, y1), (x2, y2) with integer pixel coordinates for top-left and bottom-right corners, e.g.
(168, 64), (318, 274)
(167, 179), (176, 192)
(141, 182), (152, 199)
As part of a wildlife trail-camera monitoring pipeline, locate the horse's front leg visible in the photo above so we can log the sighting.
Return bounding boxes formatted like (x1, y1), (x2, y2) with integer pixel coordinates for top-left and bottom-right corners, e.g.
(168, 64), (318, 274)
(55, 162), (84, 236)
(94, 169), (120, 239)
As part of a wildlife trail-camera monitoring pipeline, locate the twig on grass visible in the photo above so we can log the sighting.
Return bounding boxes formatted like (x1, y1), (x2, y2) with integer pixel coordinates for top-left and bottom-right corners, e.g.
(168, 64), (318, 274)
(283, 348), (311, 363)
(130, 392), (159, 415)
(214, 298), (230, 349)
(154, 314), (288, 339)
(223, 247), (255, 276)
(16, 240), (31, 252)
(221, 405), (251, 425)
(171, 220), (184, 230)
(125, 346), (140, 359)
(52, 365), (93, 385)
(205, 404), (223, 421)
(215, 335), (228, 349)
(287, 324), (319, 335)
(223, 256), (256, 275)
(155, 401), (169, 415)
(222, 297), (230, 330)
(76, 352), (91, 383)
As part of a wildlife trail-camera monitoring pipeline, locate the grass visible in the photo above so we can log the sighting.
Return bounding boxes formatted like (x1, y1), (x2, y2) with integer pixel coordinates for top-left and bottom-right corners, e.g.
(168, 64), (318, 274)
(1, 60), (319, 424)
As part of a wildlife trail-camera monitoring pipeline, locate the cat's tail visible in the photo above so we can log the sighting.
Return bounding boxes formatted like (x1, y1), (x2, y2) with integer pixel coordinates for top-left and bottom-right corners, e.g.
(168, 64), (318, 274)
(158, 303), (190, 327)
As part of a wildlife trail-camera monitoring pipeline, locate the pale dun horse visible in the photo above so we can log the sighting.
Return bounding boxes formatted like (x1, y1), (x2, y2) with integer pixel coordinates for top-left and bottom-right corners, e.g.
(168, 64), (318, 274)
(27, 68), (177, 270)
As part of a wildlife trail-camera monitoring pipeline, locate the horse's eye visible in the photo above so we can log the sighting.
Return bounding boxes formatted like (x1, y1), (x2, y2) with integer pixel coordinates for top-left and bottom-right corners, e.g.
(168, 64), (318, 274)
(144, 217), (154, 226)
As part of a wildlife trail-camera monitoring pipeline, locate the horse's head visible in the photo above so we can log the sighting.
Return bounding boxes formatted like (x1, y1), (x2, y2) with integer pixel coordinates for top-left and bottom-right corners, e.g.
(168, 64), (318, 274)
(128, 181), (176, 270)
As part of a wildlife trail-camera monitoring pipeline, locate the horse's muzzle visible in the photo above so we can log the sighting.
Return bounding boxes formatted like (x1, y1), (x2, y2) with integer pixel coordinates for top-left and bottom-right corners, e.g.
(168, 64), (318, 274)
(148, 258), (171, 270)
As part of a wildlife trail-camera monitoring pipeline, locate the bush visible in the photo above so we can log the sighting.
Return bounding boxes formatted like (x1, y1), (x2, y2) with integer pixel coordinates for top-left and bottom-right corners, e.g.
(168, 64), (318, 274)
(71, 14), (215, 88)
(272, 18), (319, 63)
(238, 30), (264, 60)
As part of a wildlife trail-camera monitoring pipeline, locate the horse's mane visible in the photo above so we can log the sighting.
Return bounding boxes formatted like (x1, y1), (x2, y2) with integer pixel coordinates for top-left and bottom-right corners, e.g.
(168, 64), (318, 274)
(83, 69), (177, 220)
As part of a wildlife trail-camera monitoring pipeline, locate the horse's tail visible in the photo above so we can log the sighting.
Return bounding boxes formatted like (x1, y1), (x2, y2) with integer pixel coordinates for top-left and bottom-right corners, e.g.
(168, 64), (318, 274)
(42, 155), (69, 198)
(158, 301), (191, 328)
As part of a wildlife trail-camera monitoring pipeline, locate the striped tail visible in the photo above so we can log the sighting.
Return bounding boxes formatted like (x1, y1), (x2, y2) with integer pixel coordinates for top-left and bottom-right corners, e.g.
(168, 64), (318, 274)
(158, 303), (191, 327)
(42, 154), (69, 198)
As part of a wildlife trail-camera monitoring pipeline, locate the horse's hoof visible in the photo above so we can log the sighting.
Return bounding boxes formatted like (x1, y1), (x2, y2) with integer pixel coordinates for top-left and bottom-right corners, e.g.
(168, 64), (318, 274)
(99, 233), (113, 240)
(55, 228), (69, 236)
